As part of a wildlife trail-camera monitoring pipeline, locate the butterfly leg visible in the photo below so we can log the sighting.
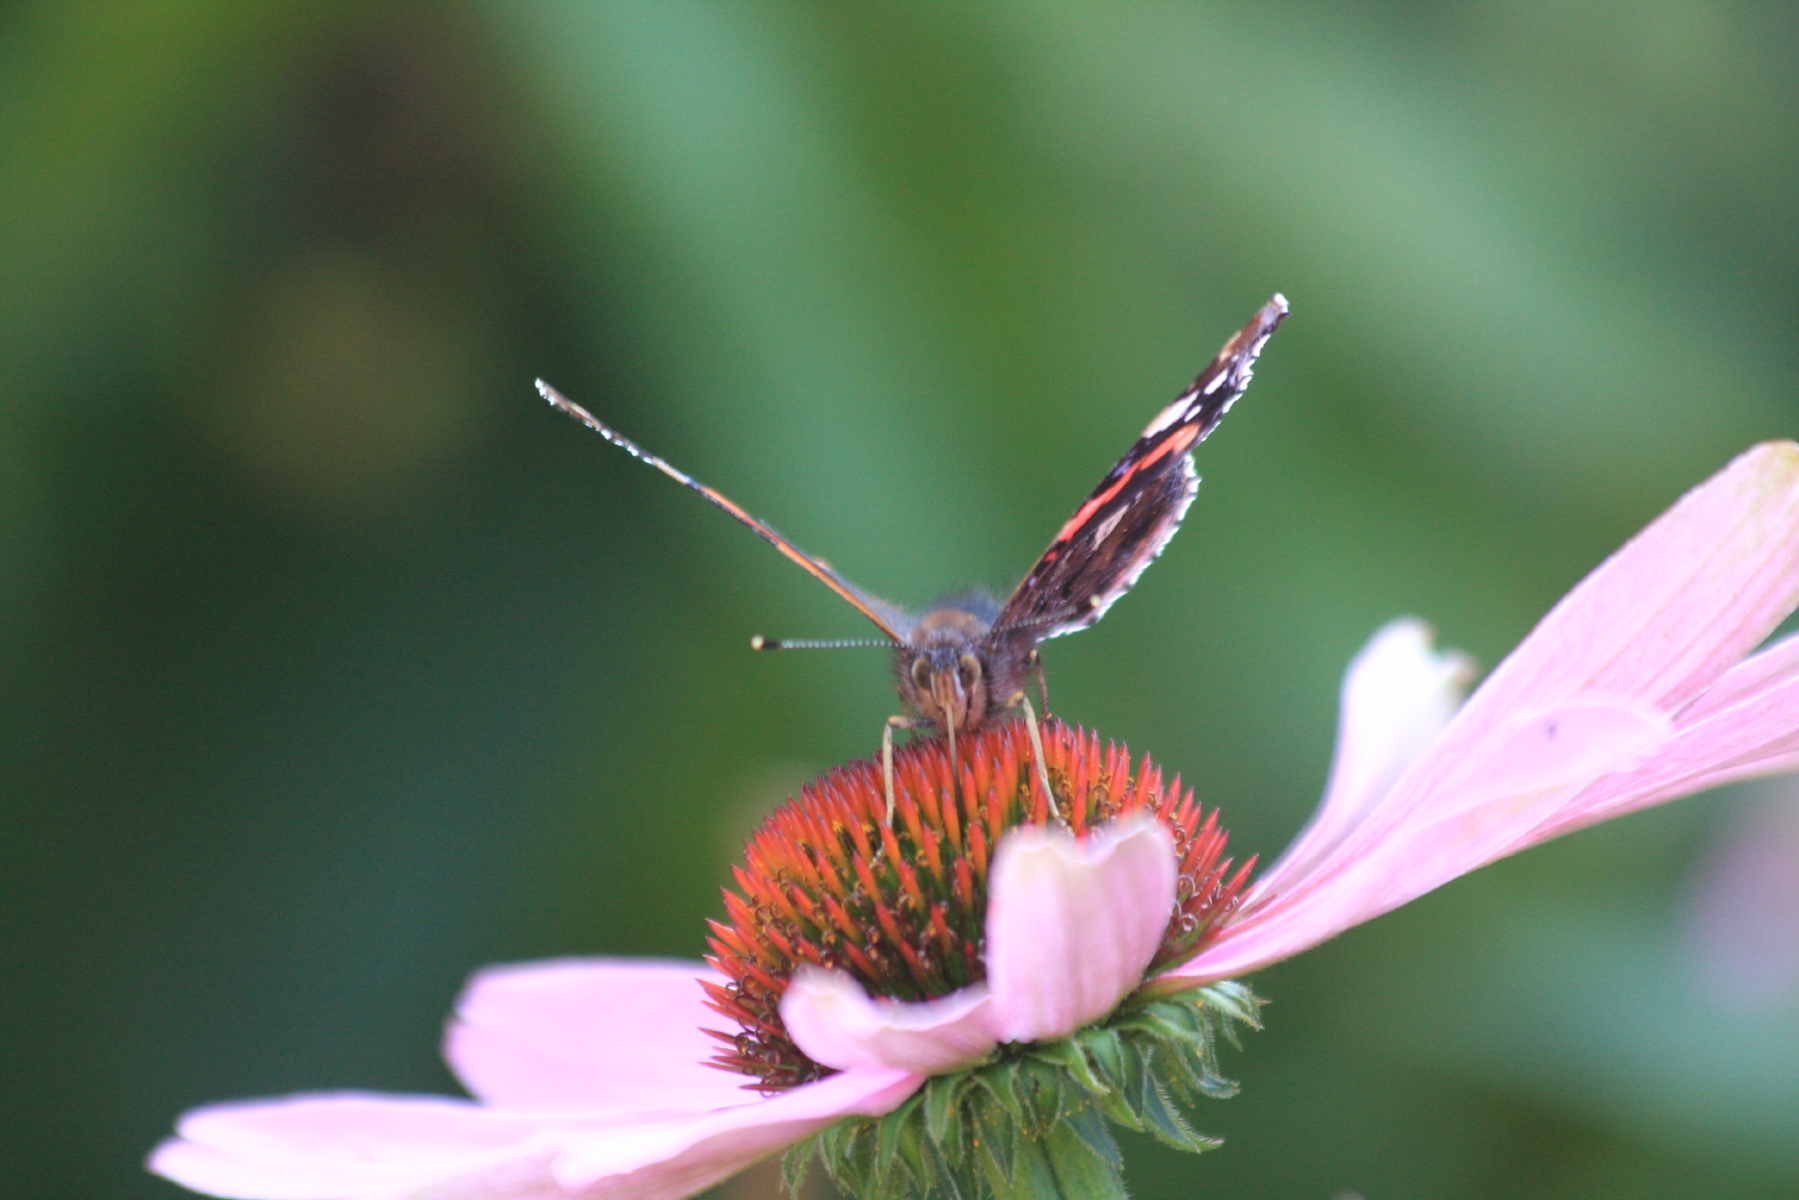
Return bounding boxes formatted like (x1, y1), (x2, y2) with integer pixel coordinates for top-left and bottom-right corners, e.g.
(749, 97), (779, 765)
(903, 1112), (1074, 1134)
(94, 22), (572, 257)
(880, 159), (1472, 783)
(1026, 648), (1050, 716)
(1007, 691), (1065, 826)
(883, 715), (931, 825)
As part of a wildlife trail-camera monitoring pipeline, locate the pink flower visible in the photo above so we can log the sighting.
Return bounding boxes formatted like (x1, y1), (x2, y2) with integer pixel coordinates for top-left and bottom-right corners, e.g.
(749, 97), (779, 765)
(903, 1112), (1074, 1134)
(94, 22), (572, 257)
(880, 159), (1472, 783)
(149, 821), (1181, 1200)
(150, 441), (1799, 1200)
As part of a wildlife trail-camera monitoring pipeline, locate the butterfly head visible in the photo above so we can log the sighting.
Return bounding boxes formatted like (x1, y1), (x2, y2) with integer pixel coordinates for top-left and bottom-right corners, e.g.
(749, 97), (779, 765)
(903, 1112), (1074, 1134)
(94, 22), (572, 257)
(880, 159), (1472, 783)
(896, 588), (1044, 732)
(895, 606), (995, 732)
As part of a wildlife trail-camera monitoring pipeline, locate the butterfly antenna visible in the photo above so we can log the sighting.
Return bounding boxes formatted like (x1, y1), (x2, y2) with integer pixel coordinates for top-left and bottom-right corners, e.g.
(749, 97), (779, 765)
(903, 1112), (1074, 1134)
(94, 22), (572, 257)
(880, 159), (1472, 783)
(538, 380), (686, 479)
(540, 379), (914, 644)
(751, 636), (899, 651)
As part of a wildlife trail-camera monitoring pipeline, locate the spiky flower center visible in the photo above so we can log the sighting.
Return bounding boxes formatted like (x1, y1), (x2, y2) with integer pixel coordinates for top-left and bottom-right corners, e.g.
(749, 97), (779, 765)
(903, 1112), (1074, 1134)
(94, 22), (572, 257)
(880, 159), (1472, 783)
(703, 719), (1252, 1091)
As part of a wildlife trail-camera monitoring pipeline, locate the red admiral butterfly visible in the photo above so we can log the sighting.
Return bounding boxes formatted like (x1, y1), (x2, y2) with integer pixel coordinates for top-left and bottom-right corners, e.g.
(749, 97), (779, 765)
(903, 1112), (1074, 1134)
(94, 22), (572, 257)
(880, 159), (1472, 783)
(540, 294), (1286, 780)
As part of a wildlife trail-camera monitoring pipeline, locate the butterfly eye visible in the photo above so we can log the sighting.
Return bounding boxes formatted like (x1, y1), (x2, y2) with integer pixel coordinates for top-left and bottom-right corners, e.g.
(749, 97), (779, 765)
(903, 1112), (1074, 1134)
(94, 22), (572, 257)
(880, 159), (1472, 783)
(911, 658), (932, 689)
(957, 654), (983, 688)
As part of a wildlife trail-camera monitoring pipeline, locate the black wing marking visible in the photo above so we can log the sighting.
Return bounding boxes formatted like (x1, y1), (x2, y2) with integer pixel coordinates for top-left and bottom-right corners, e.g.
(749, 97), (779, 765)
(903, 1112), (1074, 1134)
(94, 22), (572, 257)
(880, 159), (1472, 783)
(539, 381), (912, 643)
(993, 294), (1288, 642)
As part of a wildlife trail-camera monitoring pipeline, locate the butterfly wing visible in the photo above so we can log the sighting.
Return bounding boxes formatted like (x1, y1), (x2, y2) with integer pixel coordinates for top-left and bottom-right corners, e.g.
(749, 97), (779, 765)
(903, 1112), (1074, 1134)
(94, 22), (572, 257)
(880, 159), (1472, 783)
(993, 295), (1287, 642)
(539, 381), (913, 643)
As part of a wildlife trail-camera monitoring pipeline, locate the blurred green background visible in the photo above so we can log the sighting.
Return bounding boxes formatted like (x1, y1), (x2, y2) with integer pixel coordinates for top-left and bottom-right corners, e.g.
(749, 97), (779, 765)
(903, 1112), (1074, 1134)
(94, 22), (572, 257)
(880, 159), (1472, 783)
(6, 3), (1799, 1197)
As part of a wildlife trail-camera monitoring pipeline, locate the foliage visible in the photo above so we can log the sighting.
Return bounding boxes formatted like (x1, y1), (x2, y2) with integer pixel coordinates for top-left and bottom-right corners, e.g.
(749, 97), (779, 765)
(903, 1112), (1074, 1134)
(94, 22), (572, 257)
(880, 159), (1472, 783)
(786, 983), (1260, 1200)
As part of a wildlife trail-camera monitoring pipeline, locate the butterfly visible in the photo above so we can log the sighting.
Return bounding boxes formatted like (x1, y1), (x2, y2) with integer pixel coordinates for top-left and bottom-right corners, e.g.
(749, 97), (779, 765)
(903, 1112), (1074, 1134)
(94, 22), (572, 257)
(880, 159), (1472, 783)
(540, 294), (1286, 754)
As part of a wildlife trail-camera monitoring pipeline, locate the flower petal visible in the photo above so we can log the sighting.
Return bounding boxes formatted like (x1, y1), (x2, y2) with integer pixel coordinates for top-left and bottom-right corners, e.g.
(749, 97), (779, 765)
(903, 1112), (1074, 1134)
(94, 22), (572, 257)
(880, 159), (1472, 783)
(444, 958), (745, 1114)
(550, 1068), (921, 1194)
(780, 967), (997, 1074)
(1170, 444), (1799, 986)
(147, 1093), (566, 1200)
(150, 1060), (920, 1200)
(1169, 698), (1672, 986)
(1259, 617), (1473, 893)
(984, 813), (1176, 1043)
(1536, 640), (1799, 841)
(1396, 441), (1799, 812)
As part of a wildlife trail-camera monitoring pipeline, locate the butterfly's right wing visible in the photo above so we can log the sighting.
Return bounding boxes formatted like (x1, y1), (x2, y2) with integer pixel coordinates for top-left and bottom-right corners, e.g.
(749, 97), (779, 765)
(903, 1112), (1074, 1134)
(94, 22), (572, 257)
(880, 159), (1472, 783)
(993, 295), (1287, 642)
(539, 381), (913, 643)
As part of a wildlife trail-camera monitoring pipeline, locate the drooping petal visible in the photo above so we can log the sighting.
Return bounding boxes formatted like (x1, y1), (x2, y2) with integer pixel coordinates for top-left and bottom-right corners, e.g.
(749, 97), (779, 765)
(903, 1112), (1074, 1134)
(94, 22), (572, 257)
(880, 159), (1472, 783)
(780, 967), (997, 1074)
(1169, 442), (1799, 986)
(1258, 617), (1473, 893)
(147, 1094), (567, 1200)
(445, 958), (744, 1114)
(1534, 640), (1799, 842)
(1314, 698), (1670, 912)
(984, 813), (1176, 1043)
(1171, 698), (1670, 985)
(1384, 441), (1799, 829)
(549, 1068), (921, 1195)
(150, 1071), (922, 1200)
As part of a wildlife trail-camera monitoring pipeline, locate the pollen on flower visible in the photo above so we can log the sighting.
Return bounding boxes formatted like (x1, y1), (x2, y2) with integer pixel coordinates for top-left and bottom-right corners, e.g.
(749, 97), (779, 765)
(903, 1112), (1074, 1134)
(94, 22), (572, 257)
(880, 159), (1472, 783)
(702, 718), (1254, 1091)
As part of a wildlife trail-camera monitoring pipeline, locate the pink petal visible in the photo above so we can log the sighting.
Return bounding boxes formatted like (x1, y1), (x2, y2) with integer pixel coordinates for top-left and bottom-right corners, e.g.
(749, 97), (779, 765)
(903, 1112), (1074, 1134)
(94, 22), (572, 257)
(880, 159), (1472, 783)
(1325, 699), (1670, 910)
(445, 958), (745, 1114)
(1169, 442), (1799, 985)
(549, 1068), (921, 1194)
(780, 967), (997, 1074)
(1258, 617), (1474, 893)
(1536, 640), (1799, 841)
(1171, 699), (1670, 985)
(984, 813), (1176, 1043)
(150, 1071), (921, 1200)
(147, 1093), (567, 1200)
(1674, 631), (1799, 726)
(1383, 442), (1799, 830)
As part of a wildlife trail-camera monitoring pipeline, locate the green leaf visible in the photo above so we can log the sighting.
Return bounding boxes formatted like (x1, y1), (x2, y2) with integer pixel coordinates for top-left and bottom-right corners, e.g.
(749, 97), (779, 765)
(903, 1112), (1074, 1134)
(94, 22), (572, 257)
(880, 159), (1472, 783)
(892, 1111), (932, 1190)
(1030, 1036), (1111, 1097)
(987, 1126), (1058, 1200)
(1118, 1004), (1197, 1047)
(975, 1060), (1026, 1122)
(1042, 1118), (1131, 1200)
(1200, 981), (1264, 1031)
(780, 1134), (815, 1197)
(1063, 1100), (1124, 1170)
(971, 1095), (1017, 1186)
(875, 1091), (920, 1173)
(925, 1070), (966, 1145)
(1081, 1026), (1127, 1091)
(1135, 1061), (1221, 1155)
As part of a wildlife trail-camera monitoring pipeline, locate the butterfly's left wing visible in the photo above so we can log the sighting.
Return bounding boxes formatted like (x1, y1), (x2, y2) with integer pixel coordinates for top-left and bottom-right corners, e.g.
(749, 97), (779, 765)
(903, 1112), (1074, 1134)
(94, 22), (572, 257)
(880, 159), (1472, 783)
(993, 295), (1287, 642)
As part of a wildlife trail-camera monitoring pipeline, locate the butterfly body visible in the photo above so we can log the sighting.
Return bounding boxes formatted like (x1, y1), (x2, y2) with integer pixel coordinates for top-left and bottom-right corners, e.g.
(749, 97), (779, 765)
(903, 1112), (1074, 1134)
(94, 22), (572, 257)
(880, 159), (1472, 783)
(541, 293), (1287, 737)
(894, 591), (1014, 733)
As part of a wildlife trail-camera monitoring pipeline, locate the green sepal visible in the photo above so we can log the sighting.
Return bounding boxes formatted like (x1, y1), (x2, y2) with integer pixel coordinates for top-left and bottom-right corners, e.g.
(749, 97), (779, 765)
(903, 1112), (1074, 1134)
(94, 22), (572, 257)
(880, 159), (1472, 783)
(780, 1132), (813, 1197)
(986, 1121), (1058, 1200)
(1061, 1100), (1123, 1170)
(1041, 1117), (1130, 1200)
(1132, 1044), (1221, 1154)
(876, 1088), (923, 1173)
(788, 982), (1263, 1199)
(971, 1093), (1018, 1185)
(974, 1060), (1025, 1123)
(925, 1068), (968, 1145)
(1027, 1036), (1111, 1097)
(1080, 1025), (1127, 1091)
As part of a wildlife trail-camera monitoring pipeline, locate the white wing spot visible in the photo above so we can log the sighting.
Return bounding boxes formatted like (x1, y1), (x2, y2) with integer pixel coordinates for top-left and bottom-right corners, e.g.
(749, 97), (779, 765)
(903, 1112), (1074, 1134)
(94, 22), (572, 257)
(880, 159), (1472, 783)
(1139, 395), (1191, 439)
(1088, 509), (1126, 545)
